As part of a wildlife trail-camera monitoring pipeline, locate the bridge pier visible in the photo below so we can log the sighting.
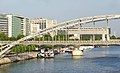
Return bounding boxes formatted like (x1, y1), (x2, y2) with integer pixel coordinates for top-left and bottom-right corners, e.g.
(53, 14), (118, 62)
(102, 34), (106, 41)
(107, 34), (110, 41)
(102, 34), (110, 41)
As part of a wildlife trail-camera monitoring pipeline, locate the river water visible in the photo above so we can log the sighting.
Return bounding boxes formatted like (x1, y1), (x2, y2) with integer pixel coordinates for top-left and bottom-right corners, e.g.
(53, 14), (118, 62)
(0, 46), (120, 73)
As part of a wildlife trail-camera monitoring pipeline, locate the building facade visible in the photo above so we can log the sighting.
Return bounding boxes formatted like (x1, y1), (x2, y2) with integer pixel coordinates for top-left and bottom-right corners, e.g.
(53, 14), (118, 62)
(30, 18), (57, 34)
(0, 14), (8, 35)
(0, 14), (30, 37)
(7, 15), (30, 37)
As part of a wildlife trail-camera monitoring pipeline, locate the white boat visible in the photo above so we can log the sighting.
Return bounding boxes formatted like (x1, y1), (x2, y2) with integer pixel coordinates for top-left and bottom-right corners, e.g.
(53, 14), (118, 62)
(72, 48), (83, 56)
(79, 46), (94, 50)
(37, 49), (54, 58)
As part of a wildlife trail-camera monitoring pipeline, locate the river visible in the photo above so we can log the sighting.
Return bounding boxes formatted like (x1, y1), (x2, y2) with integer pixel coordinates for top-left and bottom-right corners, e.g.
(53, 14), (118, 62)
(0, 46), (120, 73)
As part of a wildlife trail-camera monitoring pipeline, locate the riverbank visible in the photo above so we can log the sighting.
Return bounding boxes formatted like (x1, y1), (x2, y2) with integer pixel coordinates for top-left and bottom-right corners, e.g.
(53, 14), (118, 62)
(0, 52), (38, 65)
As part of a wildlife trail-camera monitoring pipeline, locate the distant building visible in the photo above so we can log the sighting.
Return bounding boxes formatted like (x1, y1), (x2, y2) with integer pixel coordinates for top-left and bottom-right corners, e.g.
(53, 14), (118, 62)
(0, 14), (8, 35)
(0, 14), (30, 37)
(30, 18), (57, 34)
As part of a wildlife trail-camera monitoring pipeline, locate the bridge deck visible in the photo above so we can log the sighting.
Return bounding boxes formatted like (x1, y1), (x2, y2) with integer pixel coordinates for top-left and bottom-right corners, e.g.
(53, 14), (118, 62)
(1, 40), (120, 46)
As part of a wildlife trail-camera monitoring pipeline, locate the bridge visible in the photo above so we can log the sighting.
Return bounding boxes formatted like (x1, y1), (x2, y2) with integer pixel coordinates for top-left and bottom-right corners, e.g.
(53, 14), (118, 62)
(0, 40), (120, 46)
(0, 14), (120, 58)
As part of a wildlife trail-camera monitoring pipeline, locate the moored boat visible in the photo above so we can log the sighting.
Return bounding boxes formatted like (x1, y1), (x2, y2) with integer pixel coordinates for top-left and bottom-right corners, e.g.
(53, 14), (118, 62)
(72, 48), (83, 56)
(37, 49), (54, 58)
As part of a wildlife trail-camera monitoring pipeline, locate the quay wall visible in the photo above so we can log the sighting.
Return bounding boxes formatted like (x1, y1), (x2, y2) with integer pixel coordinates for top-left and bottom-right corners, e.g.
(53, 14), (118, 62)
(0, 52), (38, 65)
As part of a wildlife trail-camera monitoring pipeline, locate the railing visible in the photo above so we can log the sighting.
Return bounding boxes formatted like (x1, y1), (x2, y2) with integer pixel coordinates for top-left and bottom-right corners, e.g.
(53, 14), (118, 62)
(1, 40), (120, 46)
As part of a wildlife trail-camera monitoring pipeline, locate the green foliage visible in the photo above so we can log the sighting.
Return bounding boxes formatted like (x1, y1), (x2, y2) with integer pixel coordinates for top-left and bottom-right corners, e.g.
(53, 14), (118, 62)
(17, 34), (25, 40)
(0, 32), (8, 41)
(34, 34), (52, 41)
(110, 35), (116, 39)
(82, 36), (90, 40)
(117, 37), (120, 39)
(40, 45), (52, 49)
(9, 37), (17, 41)
(11, 45), (36, 53)
(95, 36), (102, 40)
(43, 34), (52, 41)
(0, 32), (25, 41)
(54, 34), (67, 41)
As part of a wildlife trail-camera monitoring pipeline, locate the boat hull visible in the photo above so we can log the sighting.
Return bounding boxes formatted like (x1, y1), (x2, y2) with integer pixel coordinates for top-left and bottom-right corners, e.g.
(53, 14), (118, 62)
(72, 50), (83, 56)
(37, 52), (54, 58)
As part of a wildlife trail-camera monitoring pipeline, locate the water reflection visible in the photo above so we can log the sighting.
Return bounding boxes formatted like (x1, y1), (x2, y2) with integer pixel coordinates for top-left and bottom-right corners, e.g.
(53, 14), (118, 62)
(72, 56), (83, 59)
(0, 63), (13, 73)
(40, 58), (54, 62)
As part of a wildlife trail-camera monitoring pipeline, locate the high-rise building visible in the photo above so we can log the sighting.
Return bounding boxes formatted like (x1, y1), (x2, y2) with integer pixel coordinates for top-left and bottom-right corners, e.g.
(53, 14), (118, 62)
(30, 18), (57, 34)
(0, 14), (8, 35)
(0, 14), (30, 37)
(6, 14), (30, 37)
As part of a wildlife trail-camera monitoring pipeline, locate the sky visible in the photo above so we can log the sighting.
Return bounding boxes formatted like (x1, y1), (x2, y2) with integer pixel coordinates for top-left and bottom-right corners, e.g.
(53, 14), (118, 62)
(0, 0), (120, 36)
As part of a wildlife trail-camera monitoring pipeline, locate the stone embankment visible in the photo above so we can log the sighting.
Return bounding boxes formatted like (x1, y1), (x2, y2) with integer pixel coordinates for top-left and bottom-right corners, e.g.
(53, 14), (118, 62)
(0, 52), (38, 65)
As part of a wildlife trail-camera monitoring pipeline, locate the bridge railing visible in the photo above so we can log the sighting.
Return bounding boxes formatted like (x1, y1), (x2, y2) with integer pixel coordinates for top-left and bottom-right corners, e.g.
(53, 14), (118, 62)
(1, 40), (120, 46)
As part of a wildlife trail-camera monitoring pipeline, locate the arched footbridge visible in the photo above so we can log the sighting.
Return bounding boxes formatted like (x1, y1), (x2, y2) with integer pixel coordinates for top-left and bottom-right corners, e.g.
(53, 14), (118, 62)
(0, 14), (120, 58)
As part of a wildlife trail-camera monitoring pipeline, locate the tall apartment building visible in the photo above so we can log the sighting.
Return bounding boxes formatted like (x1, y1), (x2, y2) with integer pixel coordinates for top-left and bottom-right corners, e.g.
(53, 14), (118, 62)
(0, 14), (30, 37)
(30, 18), (57, 34)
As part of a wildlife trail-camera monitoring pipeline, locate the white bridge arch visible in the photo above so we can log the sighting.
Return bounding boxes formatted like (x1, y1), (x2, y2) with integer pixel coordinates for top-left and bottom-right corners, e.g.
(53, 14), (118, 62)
(0, 14), (120, 58)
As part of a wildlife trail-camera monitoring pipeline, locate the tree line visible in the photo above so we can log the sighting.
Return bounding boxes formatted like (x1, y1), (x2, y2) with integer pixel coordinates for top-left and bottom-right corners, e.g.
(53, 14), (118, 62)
(0, 32), (25, 41)
(0, 32), (120, 41)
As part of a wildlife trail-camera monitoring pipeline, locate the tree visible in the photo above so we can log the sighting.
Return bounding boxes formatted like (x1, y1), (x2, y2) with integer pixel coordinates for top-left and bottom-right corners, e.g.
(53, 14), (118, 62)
(54, 34), (67, 41)
(17, 34), (25, 40)
(0, 32), (8, 41)
(43, 34), (52, 41)
(110, 35), (116, 39)
(9, 37), (17, 41)
(117, 37), (120, 39)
